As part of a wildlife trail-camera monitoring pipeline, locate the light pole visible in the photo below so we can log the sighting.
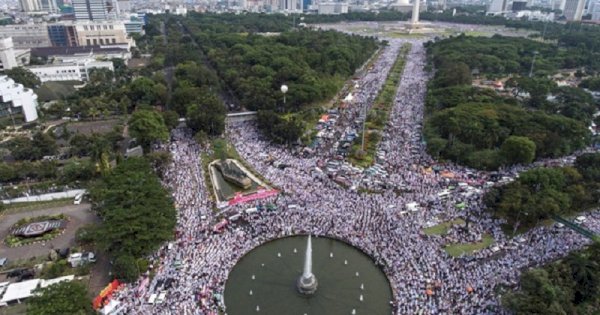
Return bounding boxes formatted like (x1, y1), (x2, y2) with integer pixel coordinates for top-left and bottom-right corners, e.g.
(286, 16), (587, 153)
(281, 84), (288, 107)
(529, 51), (538, 78)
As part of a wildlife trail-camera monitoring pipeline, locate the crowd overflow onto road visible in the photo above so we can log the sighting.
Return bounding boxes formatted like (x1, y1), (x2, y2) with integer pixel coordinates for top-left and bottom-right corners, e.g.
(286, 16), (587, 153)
(113, 39), (600, 315)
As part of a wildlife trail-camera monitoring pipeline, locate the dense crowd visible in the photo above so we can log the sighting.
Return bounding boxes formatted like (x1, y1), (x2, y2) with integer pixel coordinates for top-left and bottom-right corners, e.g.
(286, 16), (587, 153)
(113, 39), (600, 315)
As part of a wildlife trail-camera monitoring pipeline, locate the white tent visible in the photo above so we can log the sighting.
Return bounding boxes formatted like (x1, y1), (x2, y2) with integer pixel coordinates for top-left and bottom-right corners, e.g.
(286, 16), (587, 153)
(0, 279), (40, 303)
(40, 275), (74, 288)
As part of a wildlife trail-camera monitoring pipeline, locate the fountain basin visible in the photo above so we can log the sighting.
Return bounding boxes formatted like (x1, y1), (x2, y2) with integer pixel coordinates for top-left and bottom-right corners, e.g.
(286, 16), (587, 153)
(223, 235), (393, 314)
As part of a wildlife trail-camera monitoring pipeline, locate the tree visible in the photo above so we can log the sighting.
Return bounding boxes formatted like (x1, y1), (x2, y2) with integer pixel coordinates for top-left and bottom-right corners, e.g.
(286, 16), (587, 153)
(5, 67), (40, 89)
(28, 281), (93, 315)
(161, 110), (180, 130)
(128, 109), (169, 150)
(113, 254), (140, 283)
(185, 91), (226, 136)
(90, 158), (175, 260)
(500, 136), (536, 165)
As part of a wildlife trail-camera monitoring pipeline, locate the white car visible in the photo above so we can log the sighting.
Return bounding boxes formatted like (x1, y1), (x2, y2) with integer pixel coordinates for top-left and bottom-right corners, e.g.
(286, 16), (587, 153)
(575, 216), (587, 224)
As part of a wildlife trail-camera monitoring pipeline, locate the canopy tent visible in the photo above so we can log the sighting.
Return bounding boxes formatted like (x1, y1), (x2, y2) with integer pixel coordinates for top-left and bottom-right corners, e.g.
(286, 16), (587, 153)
(0, 279), (40, 303)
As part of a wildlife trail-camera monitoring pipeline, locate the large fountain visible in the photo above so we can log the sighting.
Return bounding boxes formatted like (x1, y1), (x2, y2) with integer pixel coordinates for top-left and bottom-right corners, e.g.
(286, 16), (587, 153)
(296, 235), (318, 295)
(223, 235), (393, 314)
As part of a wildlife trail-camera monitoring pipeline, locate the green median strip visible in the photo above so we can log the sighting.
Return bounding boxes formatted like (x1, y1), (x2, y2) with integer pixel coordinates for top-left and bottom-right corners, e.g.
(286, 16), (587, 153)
(350, 43), (411, 168)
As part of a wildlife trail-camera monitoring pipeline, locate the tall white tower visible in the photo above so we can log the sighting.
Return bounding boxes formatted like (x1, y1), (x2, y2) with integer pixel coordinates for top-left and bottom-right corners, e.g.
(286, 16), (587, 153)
(0, 37), (18, 71)
(411, 0), (420, 24)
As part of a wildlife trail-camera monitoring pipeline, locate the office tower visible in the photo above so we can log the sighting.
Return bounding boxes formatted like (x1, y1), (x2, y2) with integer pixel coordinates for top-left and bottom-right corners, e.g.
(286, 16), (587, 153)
(73, 0), (109, 20)
(19, 0), (41, 12)
(563, 0), (585, 20)
(41, 0), (59, 13)
(488, 0), (509, 12)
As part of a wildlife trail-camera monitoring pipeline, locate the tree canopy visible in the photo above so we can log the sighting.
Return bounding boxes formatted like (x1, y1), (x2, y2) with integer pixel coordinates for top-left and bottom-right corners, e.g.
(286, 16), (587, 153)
(28, 281), (93, 315)
(128, 109), (169, 150)
(484, 153), (600, 231)
(5, 67), (40, 89)
(89, 158), (175, 281)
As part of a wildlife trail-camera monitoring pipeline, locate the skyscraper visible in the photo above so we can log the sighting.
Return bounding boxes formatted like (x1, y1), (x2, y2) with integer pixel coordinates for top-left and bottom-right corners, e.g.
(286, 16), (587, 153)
(19, 0), (42, 12)
(563, 0), (585, 20)
(73, 0), (109, 20)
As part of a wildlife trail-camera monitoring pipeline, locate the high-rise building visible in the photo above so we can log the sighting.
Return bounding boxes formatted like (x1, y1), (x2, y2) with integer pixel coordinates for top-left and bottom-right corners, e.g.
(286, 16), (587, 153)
(19, 0), (42, 12)
(73, 0), (109, 20)
(40, 0), (59, 13)
(488, 0), (509, 13)
(563, 0), (585, 20)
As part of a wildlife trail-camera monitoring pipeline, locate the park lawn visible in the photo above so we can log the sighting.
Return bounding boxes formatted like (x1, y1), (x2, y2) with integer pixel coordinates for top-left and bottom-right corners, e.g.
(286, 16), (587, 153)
(34, 81), (82, 102)
(444, 233), (494, 257)
(423, 218), (466, 236)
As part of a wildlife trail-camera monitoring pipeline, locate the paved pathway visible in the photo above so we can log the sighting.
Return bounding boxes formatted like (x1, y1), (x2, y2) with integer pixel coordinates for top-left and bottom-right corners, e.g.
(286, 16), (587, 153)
(0, 203), (98, 261)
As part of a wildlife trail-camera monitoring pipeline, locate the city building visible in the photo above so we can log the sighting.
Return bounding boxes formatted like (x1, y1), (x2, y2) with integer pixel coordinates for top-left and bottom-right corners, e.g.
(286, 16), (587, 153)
(318, 2), (349, 14)
(0, 24), (51, 49)
(0, 38), (31, 71)
(488, 0), (509, 13)
(73, 0), (110, 20)
(19, 0), (41, 13)
(512, 1), (528, 10)
(47, 24), (79, 47)
(564, 0), (585, 19)
(390, 0), (414, 12)
(28, 59), (114, 83)
(18, 0), (59, 13)
(0, 38), (18, 71)
(0, 75), (39, 122)
(31, 46), (131, 62)
(74, 20), (134, 48)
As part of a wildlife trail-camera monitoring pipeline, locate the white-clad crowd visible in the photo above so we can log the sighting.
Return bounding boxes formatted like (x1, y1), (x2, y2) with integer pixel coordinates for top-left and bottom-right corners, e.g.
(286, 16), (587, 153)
(112, 39), (600, 315)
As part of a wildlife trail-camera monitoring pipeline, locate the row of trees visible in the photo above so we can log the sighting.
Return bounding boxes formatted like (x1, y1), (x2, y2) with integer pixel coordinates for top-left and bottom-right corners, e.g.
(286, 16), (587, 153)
(484, 153), (600, 231)
(174, 13), (379, 143)
(88, 157), (176, 282)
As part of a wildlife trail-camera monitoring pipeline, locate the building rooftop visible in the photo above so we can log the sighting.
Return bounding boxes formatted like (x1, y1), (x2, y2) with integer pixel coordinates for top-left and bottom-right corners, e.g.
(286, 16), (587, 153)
(31, 45), (128, 58)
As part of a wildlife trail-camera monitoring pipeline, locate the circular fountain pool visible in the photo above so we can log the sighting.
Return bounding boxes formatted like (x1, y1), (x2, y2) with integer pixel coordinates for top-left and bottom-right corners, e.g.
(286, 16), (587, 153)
(223, 235), (393, 315)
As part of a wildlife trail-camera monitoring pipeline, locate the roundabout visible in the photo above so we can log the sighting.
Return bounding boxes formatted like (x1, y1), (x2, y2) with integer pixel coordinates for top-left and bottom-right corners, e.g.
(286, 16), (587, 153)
(223, 235), (393, 315)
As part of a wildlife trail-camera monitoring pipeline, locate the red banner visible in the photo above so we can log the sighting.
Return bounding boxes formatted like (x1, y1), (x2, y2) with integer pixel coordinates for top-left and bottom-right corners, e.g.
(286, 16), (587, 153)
(93, 279), (120, 310)
(228, 189), (279, 206)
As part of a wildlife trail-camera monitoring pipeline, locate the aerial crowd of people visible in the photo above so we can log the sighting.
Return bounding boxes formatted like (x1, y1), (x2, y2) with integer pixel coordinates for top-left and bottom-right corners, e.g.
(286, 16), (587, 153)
(113, 38), (600, 315)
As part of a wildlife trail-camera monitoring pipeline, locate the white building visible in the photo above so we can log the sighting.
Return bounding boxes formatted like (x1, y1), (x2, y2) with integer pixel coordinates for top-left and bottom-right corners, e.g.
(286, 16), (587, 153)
(0, 75), (39, 122)
(28, 59), (114, 83)
(318, 2), (349, 14)
(0, 38), (18, 71)
(488, 0), (509, 13)
(564, 0), (585, 19)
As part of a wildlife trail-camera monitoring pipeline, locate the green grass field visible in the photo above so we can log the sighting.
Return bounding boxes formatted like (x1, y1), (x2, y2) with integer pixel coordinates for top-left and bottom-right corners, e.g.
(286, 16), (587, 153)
(423, 218), (466, 236)
(34, 81), (82, 102)
(444, 233), (494, 257)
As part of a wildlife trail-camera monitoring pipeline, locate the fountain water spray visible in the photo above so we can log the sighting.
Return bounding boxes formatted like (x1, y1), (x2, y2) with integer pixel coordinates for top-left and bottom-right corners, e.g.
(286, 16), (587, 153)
(297, 235), (318, 295)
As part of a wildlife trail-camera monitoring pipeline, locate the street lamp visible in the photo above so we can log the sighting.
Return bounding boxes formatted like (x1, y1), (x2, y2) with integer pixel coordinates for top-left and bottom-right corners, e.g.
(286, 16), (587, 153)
(528, 51), (538, 78)
(281, 84), (288, 105)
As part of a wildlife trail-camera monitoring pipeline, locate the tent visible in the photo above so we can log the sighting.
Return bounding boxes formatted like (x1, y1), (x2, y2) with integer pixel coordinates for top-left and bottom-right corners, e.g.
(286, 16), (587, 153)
(0, 279), (40, 303)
